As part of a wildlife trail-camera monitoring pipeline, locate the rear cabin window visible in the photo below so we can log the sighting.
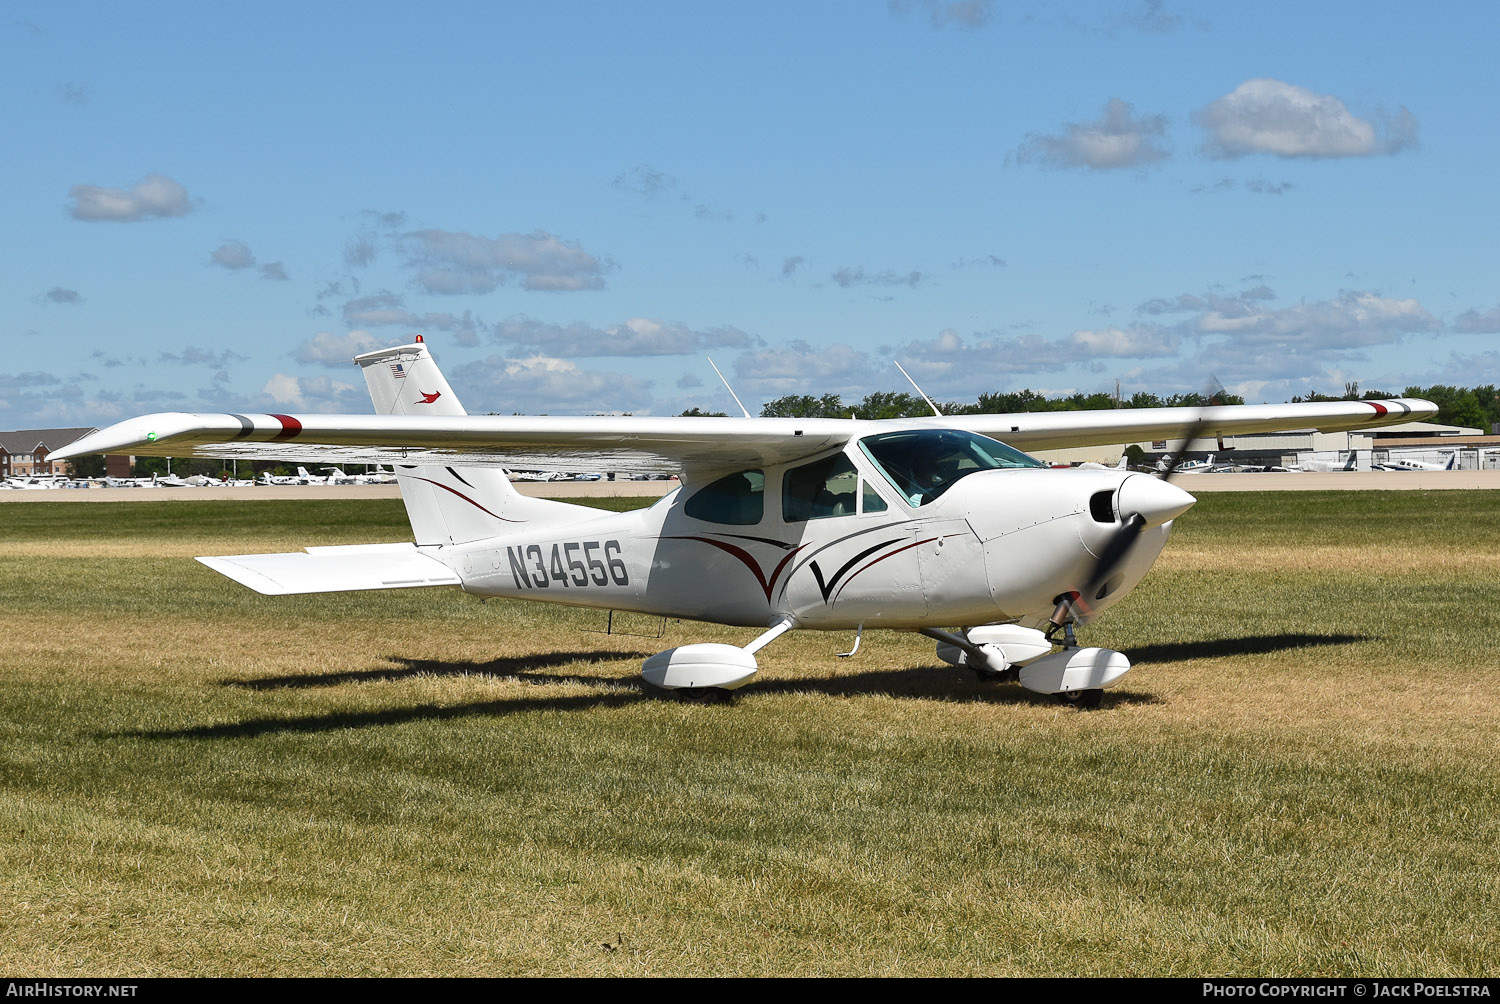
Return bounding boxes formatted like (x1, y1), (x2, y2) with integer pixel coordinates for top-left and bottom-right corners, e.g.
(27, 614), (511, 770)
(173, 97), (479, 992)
(685, 469), (764, 525)
(783, 454), (861, 522)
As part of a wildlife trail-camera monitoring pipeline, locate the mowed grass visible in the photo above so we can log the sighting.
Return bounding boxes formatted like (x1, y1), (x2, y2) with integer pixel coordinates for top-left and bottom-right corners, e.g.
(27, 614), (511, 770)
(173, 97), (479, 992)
(1, 492), (1497, 976)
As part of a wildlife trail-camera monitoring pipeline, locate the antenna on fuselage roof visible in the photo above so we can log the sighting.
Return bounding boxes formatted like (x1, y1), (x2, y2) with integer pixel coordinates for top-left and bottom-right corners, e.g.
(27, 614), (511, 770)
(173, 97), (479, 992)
(893, 360), (943, 417)
(707, 356), (753, 418)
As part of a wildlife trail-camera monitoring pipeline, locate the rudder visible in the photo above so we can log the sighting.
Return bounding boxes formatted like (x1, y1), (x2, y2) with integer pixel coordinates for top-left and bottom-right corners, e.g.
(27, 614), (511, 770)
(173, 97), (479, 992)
(355, 340), (528, 545)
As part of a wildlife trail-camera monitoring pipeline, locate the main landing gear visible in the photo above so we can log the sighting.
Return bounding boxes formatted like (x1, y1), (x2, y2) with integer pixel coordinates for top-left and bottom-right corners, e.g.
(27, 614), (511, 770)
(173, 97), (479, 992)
(640, 616), (796, 698)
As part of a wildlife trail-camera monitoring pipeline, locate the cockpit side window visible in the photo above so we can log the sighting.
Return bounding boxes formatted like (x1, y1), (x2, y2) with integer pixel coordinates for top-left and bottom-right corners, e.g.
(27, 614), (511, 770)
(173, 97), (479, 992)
(858, 429), (1042, 507)
(783, 453), (859, 523)
(685, 469), (764, 525)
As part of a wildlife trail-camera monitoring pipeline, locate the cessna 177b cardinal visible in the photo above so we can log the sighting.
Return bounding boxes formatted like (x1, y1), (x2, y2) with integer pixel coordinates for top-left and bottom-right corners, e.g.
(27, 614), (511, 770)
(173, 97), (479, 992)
(53, 339), (1436, 706)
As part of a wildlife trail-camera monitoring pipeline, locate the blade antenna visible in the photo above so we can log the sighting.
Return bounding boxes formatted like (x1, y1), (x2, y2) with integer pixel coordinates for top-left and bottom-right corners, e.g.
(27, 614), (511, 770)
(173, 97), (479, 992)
(707, 356), (752, 418)
(893, 360), (943, 417)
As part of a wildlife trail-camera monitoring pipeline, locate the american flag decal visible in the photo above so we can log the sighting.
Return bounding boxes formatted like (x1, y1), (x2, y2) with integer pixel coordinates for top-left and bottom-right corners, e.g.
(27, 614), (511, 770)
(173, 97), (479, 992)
(390, 363), (406, 379)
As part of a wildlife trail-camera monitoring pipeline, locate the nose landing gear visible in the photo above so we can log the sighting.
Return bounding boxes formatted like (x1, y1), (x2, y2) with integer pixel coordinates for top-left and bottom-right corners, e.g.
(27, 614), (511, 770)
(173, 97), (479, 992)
(927, 620), (1125, 710)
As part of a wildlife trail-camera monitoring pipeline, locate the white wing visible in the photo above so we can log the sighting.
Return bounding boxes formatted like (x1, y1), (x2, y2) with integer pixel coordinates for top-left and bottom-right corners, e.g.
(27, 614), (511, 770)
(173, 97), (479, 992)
(53, 398), (1436, 478)
(196, 543), (460, 595)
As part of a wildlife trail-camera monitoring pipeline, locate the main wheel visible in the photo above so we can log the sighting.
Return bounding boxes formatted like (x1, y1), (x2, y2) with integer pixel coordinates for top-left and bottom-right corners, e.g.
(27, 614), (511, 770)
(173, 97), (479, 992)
(1055, 688), (1104, 710)
(675, 686), (735, 705)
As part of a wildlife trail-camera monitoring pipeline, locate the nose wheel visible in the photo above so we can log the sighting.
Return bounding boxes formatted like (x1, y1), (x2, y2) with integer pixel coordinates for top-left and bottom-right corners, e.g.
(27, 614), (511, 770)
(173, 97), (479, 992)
(1054, 688), (1104, 710)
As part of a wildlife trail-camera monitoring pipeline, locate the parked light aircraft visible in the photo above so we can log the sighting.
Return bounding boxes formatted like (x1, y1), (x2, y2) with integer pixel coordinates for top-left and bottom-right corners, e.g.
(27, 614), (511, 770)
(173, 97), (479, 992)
(1155, 453), (1224, 475)
(2, 475), (66, 489)
(53, 339), (1437, 706)
(1074, 457), (1129, 472)
(1373, 452), (1458, 472)
(1298, 452), (1360, 473)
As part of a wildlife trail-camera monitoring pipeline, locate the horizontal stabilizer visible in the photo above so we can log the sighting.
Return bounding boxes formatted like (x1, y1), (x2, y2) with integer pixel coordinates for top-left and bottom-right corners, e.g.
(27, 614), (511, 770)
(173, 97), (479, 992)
(196, 543), (460, 595)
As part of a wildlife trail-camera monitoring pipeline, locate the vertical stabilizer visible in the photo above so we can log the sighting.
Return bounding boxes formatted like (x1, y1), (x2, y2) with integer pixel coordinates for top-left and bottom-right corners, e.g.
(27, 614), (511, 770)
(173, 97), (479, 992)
(354, 340), (535, 545)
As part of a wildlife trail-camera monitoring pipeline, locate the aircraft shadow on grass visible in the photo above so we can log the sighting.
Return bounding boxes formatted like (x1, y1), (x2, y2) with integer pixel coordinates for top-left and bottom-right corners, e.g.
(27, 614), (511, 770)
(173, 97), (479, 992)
(117, 632), (1362, 741)
(225, 649), (650, 690)
(120, 647), (1171, 741)
(1122, 632), (1372, 664)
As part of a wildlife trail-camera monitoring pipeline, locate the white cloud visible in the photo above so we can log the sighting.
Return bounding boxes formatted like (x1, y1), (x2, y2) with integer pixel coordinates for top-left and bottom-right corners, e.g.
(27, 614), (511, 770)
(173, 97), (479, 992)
(1069, 325), (1180, 357)
(342, 292), (415, 327)
(68, 173), (193, 221)
(1453, 306), (1500, 334)
(491, 315), (755, 357)
(292, 330), (387, 367)
(340, 292), (483, 344)
(450, 355), (654, 414)
(257, 373), (362, 412)
(259, 262), (290, 281)
(210, 240), (255, 270)
(399, 228), (610, 294)
(953, 255), (1007, 269)
(1405, 351), (1500, 387)
(1105, 0), (1183, 34)
(1107, 287), (1447, 402)
(889, 325), (1173, 397)
(158, 346), (246, 367)
(889, 0), (994, 29)
(830, 266), (924, 289)
(1137, 286), (1276, 317)
(344, 233), (378, 268)
(1193, 79), (1418, 159)
(1193, 290), (1437, 348)
(613, 165), (679, 199)
(1016, 99), (1169, 170)
(732, 341), (877, 396)
(56, 82), (91, 105)
(44, 287), (82, 304)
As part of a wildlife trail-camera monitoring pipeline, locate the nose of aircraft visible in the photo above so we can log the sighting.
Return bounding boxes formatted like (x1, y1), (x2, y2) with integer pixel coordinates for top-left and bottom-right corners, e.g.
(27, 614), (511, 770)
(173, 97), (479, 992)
(1116, 474), (1196, 527)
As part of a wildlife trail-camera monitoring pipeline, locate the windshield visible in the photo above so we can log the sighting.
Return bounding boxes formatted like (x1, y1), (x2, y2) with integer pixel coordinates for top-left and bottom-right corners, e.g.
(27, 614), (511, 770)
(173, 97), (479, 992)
(858, 429), (1042, 507)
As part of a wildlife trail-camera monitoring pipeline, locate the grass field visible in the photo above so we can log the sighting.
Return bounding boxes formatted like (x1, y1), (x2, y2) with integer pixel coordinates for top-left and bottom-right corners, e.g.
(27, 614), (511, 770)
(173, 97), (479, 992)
(2, 492), (1498, 976)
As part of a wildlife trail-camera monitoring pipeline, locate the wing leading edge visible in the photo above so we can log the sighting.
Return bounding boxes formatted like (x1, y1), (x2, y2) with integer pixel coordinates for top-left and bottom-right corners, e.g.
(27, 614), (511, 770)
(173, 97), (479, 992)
(55, 398), (1437, 477)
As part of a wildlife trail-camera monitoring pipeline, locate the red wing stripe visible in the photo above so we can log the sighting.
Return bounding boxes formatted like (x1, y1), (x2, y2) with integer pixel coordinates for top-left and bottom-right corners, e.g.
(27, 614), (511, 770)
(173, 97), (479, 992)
(1365, 403), (1389, 418)
(267, 414), (303, 442)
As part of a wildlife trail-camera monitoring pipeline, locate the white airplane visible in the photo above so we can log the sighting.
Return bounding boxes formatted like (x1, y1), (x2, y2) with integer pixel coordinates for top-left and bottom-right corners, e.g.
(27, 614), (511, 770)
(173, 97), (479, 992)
(1373, 452), (1459, 472)
(1298, 452), (1359, 473)
(52, 339), (1436, 707)
(2, 475), (65, 489)
(259, 468), (321, 485)
(345, 465), (398, 485)
(1155, 453), (1223, 475)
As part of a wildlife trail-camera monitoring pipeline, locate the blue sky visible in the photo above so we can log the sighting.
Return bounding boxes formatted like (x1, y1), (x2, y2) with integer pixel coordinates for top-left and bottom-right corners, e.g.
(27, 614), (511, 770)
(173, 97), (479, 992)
(5, 0), (1498, 427)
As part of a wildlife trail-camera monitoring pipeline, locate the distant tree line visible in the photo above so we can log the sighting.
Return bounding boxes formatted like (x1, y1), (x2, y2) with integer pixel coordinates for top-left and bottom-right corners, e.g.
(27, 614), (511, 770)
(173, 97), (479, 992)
(1292, 383), (1500, 433)
(748, 388), (1244, 420)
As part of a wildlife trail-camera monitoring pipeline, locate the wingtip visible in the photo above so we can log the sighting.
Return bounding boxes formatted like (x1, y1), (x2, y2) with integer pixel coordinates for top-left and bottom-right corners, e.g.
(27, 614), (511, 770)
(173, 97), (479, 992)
(49, 412), (202, 460)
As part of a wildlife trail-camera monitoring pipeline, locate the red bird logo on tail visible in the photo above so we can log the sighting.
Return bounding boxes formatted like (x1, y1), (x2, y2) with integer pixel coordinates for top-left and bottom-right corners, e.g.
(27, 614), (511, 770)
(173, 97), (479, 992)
(416, 390), (442, 404)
